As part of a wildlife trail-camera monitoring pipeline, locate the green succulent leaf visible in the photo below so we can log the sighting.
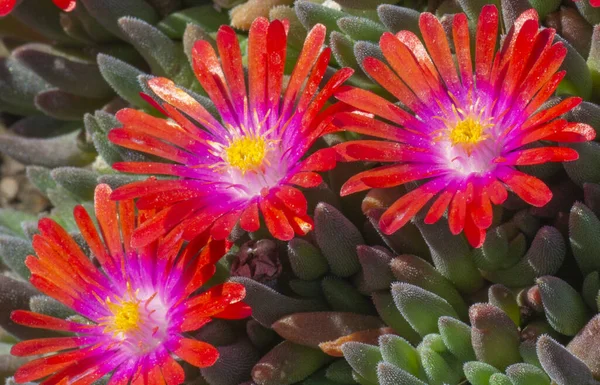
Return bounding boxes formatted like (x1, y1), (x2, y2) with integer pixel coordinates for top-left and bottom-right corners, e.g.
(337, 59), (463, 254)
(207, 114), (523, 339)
(463, 361), (501, 385)
(97, 54), (148, 108)
(0, 235), (34, 279)
(253, 341), (331, 385)
(377, 362), (427, 385)
(341, 341), (382, 384)
(287, 238), (329, 281)
(438, 316), (476, 363)
(537, 276), (590, 336)
(569, 202), (600, 276)
(378, 334), (423, 379)
(314, 203), (363, 278)
(391, 282), (459, 337)
(505, 363), (550, 385)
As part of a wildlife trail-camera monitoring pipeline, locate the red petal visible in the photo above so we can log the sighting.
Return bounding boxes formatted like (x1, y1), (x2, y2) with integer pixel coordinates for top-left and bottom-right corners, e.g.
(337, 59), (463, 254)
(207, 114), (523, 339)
(448, 185), (468, 235)
(184, 282), (246, 313)
(167, 338), (219, 368)
(281, 23), (326, 119)
(288, 172), (322, 188)
(216, 25), (247, 119)
(13, 346), (98, 383)
(452, 13), (473, 89)
(11, 336), (97, 357)
(334, 86), (425, 130)
(0, 0), (16, 16)
(239, 200), (260, 233)
(471, 184), (493, 230)
(475, 5), (499, 88)
(191, 42), (238, 128)
(94, 184), (124, 263)
(159, 353), (185, 385)
(299, 148), (337, 172)
(73, 205), (113, 274)
(247, 17), (269, 118)
(380, 32), (441, 107)
(266, 20), (287, 117)
(379, 179), (447, 234)
(340, 163), (446, 196)
(52, 0), (76, 11)
(210, 210), (242, 240)
(501, 147), (579, 165)
(131, 198), (205, 248)
(464, 210), (486, 248)
(300, 67), (354, 133)
(424, 188), (455, 225)
(213, 301), (252, 319)
(274, 186), (308, 216)
(335, 140), (433, 163)
(488, 180), (508, 205)
(544, 122), (596, 143)
(496, 167), (552, 207)
(523, 97), (581, 131)
(361, 57), (424, 114)
(108, 128), (197, 165)
(259, 197), (295, 240)
(419, 12), (460, 94)
(525, 71), (566, 116)
(332, 111), (419, 142)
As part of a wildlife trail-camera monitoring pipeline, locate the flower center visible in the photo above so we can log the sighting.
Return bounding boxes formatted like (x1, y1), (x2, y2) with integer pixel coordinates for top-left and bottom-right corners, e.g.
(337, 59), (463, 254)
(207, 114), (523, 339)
(104, 297), (142, 336)
(100, 289), (171, 354)
(225, 136), (267, 173)
(449, 117), (486, 147)
(109, 300), (140, 334)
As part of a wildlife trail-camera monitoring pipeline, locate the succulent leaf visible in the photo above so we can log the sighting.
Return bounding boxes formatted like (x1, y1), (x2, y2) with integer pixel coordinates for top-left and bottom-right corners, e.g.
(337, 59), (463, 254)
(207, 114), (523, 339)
(314, 203), (363, 277)
(438, 316), (476, 363)
(470, 303), (521, 371)
(376, 362), (427, 385)
(378, 334), (423, 379)
(271, 312), (383, 350)
(391, 282), (459, 337)
(538, 335), (594, 385)
(341, 341), (382, 384)
(287, 238), (329, 281)
(252, 341), (332, 385)
(463, 361), (501, 385)
(537, 276), (590, 336)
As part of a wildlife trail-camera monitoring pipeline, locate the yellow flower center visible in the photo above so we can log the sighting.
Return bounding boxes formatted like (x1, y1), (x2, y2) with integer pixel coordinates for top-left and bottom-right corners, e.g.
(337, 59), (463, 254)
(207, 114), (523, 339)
(449, 117), (486, 146)
(104, 299), (141, 335)
(225, 136), (267, 173)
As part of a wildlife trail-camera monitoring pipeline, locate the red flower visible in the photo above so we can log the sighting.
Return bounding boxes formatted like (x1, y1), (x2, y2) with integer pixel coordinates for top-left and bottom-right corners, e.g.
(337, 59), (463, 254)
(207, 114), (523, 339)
(0, 0), (75, 16)
(10, 184), (250, 385)
(331, 6), (595, 247)
(108, 18), (353, 246)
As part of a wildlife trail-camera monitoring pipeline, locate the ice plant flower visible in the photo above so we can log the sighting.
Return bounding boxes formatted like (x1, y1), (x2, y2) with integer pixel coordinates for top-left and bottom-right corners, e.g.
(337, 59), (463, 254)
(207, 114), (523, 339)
(10, 184), (250, 385)
(332, 5), (596, 247)
(0, 0), (75, 16)
(108, 18), (353, 246)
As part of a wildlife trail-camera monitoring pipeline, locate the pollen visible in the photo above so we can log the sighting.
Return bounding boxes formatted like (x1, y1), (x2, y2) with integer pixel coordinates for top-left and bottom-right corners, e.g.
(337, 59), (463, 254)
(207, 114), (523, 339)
(449, 117), (486, 146)
(103, 298), (141, 336)
(225, 136), (267, 174)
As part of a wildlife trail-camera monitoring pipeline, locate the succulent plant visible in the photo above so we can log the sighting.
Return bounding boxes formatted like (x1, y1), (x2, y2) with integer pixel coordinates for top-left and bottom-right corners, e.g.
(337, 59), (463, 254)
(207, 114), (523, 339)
(1, 0), (600, 385)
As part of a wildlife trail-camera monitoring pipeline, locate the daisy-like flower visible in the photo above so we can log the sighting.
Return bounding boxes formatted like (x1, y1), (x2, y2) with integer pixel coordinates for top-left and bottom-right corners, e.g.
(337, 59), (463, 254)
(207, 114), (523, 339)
(331, 5), (596, 247)
(10, 184), (250, 385)
(0, 0), (75, 16)
(107, 18), (353, 246)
